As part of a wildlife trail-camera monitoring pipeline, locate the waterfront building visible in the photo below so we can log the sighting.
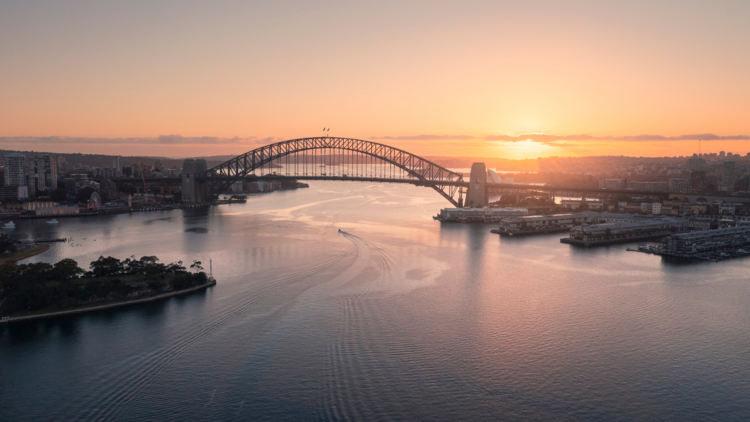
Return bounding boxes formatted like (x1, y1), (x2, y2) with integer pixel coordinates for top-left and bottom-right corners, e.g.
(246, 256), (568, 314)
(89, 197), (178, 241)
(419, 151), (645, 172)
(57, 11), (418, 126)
(35, 205), (80, 217)
(22, 201), (59, 211)
(496, 212), (659, 236)
(599, 179), (627, 190)
(652, 203), (662, 214)
(561, 217), (689, 246)
(435, 206), (527, 222)
(661, 225), (750, 256)
(561, 199), (603, 210)
(497, 212), (598, 235)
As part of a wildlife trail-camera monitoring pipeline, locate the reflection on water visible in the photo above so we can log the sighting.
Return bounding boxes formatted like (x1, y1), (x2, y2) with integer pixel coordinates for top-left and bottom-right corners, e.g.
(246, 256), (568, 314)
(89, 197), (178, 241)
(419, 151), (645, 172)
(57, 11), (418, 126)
(2, 181), (750, 421)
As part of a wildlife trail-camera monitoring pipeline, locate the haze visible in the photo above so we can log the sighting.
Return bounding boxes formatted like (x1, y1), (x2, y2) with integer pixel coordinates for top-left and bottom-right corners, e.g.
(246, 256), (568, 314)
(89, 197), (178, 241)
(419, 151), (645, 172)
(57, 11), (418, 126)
(2, 0), (749, 158)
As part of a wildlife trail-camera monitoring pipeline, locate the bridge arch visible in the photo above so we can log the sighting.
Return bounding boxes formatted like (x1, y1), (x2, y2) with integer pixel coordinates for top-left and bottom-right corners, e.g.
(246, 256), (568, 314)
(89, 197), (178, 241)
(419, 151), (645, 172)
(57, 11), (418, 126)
(196, 137), (466, 206)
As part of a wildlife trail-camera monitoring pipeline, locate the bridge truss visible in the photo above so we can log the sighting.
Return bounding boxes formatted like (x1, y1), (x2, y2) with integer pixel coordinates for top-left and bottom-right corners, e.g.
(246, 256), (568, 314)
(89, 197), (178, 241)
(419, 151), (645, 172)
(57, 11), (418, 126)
(202, 137), (466, 206)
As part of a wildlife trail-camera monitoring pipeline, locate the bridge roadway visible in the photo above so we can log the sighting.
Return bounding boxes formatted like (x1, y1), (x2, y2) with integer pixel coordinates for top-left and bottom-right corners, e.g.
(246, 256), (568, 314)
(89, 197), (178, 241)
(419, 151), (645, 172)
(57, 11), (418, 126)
(102, 175), (750, 204)
(102, 175), (673, 195)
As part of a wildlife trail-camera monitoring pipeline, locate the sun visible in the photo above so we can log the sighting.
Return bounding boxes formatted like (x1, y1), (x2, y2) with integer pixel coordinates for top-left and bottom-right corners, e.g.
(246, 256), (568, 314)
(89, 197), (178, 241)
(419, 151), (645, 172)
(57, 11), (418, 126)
(499, 138), (554, 159)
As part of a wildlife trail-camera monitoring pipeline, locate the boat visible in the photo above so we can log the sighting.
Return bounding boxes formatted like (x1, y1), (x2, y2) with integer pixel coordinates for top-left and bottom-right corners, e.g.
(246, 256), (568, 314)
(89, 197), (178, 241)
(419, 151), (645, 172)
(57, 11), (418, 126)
(3, 221), (15, 229)
(47, 219), (59, 224)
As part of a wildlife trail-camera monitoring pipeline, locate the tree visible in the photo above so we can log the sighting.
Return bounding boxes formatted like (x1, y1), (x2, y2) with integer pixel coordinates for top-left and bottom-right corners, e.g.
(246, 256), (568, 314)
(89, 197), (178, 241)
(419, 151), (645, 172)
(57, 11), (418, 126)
(190, 260), (203, 272)
(90, 256), (124, 277)
(52, 259), (84, 281)
(0, 236), (16, 254)
(166, 260), (185, 274)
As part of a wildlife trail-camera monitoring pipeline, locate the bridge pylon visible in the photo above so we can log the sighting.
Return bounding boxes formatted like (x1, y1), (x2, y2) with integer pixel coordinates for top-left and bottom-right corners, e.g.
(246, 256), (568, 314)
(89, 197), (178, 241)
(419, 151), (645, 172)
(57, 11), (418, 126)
(182, 159), (208, 204)
(465, 162), (487, 208)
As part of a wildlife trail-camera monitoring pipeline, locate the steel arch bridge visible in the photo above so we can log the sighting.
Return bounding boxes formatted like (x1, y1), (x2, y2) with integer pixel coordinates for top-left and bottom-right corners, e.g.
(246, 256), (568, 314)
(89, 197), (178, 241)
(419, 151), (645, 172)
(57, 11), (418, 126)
(190, 137), (466, 206)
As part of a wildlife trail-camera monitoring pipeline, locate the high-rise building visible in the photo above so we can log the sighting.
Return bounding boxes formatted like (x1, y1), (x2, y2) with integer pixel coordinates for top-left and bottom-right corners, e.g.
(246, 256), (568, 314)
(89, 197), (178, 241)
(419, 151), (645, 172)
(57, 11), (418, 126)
(4, 153), (27, 186)
(722, 160), (736, 192)
(686, 154), (706, 171)
(29, 154), (57, 194)
(719, 151), (726, 157)
(113, 156), (123, 176)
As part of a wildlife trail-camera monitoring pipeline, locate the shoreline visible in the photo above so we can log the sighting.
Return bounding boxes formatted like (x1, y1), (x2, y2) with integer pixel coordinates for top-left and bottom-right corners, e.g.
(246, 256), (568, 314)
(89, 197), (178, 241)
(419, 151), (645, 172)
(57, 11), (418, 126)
(0, 280), (216, 324)
(0, 244), (51, 264)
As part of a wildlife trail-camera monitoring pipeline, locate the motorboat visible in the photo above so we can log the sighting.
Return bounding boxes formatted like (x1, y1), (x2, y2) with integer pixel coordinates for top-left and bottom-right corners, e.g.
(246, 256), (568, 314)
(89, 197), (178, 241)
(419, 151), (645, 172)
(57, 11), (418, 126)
(47, 219), (59, 224)
(3, 221), (15, 229)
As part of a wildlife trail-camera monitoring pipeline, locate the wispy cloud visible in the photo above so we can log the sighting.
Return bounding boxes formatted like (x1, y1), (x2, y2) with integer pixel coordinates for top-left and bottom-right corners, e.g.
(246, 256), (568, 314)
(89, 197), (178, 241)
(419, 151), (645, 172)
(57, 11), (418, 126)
(370, 133), (750, 146)
(0, 135), (282, 146)
(370, 135), (476, 141)
(484, 133), (750, 144)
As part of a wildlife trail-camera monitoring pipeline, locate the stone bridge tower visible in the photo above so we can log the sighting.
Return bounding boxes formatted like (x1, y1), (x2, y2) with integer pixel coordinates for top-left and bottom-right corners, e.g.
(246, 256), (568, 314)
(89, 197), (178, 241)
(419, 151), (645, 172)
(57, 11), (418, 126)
(465, 162), (487, 208)
(181, 159), (207, 204)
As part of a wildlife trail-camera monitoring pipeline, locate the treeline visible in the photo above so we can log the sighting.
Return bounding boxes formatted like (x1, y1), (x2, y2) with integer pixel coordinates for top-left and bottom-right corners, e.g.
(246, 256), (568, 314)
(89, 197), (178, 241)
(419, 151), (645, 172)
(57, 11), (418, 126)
(0, 255), (208, 316)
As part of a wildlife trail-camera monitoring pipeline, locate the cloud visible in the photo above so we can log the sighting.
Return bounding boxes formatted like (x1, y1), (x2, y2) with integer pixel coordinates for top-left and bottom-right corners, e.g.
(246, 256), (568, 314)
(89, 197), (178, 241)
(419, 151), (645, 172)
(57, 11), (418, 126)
(370, 134), (476, 141)
(0, 135), (280, 146)
(484, 133), (750, 144)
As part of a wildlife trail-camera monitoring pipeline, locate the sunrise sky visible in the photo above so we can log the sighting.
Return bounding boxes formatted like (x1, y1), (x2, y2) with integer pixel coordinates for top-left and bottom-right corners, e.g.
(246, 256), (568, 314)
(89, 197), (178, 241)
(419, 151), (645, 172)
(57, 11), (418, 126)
(2, 0), (749, 159)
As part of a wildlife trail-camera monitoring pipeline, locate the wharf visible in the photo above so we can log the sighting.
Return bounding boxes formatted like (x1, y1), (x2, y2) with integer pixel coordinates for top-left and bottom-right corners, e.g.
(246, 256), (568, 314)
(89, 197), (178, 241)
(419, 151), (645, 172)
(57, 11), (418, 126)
(34, 238), (68, 243)
(492, 227), (571, 236)
(561, 231), (680, 247)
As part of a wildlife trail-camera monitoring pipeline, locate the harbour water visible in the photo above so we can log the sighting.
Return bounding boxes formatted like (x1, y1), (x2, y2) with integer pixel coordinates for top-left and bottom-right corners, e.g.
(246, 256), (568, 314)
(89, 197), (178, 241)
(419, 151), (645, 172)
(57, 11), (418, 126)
(1, 181), (750, 421)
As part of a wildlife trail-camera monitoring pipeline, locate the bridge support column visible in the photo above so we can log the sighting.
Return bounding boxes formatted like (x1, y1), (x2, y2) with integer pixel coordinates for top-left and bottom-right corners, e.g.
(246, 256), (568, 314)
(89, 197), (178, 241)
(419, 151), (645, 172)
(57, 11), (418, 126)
(181, 159), (207, 204)
(466, 162), (487, 208)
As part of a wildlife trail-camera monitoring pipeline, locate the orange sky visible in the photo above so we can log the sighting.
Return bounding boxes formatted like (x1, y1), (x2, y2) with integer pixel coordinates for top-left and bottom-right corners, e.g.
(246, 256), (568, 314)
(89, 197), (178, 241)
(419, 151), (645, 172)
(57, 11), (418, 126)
(1, 1), (749, 159)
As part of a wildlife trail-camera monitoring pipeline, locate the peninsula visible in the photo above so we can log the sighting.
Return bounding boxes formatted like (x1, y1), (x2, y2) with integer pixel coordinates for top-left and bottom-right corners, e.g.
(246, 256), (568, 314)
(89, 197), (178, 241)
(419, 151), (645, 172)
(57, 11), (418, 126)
(0, 255), (214, 323)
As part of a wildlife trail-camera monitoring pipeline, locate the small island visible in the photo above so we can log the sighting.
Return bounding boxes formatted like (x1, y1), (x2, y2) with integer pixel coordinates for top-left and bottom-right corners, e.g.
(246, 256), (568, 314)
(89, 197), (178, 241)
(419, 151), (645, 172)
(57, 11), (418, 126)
(0, 255), (215, 323)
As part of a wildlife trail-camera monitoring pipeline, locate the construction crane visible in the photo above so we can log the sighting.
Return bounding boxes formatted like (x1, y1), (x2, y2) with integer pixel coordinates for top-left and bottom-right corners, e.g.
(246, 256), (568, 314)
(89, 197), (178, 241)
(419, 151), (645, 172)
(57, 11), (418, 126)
(140, 163), (148, 194)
